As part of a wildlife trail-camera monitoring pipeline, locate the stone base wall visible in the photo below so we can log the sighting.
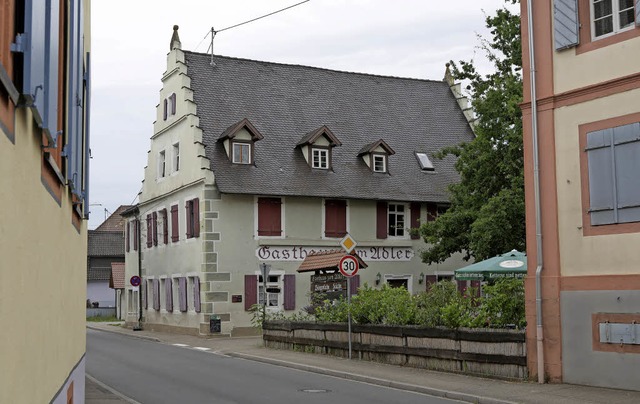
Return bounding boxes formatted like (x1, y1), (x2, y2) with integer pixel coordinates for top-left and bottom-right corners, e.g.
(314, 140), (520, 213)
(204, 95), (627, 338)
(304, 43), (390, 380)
(263, 321), (527, 380)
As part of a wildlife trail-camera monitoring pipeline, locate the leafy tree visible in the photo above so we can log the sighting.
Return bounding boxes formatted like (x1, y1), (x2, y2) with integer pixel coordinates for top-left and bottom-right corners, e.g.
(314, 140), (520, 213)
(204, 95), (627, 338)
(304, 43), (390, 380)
(420, 1), (524, 263)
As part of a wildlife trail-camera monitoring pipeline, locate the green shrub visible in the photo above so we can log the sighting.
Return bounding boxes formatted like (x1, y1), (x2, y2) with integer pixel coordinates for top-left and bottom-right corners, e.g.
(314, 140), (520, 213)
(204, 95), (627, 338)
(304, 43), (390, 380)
(475, 278), (526, 328)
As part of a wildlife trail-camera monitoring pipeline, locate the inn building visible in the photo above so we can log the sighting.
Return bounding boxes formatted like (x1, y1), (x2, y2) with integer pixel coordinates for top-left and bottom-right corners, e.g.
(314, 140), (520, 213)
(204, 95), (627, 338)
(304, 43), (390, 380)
(122, 26), (475, 336)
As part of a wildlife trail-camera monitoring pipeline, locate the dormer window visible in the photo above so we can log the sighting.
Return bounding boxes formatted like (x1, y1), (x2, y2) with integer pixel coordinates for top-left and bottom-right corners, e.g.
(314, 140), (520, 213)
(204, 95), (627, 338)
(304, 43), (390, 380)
(312, 148), (329, 169)
(218, 118), (264, 165)
(297, 126), (342, 169)
(358, 139), (395, 174)
(416, 152), (434, 171)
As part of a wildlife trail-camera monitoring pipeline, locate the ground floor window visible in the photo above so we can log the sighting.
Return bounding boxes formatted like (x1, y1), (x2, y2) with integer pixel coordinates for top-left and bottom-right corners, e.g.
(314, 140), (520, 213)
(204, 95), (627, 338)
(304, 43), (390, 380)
(258, 274), (282, 310)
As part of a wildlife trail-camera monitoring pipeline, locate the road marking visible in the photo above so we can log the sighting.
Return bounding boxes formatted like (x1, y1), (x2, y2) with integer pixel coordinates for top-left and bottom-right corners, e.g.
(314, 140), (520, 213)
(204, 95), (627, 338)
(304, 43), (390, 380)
(172, 343), (189, 347)
(193, 347), (211, 351)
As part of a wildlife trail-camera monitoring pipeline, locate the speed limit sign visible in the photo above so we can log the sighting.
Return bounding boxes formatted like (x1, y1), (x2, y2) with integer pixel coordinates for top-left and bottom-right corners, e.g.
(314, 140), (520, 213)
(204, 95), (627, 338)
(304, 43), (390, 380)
(339, 255), (359, 277)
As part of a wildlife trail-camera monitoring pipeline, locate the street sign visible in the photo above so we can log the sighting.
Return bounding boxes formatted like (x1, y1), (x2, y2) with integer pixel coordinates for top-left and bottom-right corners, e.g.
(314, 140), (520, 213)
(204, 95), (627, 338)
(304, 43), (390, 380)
(340, 234), (357, 253)
(339, 255), (359, 277)
(130, 275), (141, 287)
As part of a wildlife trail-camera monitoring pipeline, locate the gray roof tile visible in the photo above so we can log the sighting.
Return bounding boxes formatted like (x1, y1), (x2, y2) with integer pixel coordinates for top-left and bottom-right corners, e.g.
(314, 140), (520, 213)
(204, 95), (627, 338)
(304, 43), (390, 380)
(88, 231), (124, 257)
(184, 53), (474, 203)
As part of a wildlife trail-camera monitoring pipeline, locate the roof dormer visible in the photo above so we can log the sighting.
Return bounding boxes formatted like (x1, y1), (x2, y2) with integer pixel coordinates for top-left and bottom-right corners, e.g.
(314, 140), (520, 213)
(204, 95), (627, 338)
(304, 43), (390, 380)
(218, 118), (264, 165)
(358, 139), (395, 173)
(296, 126), (342, 170)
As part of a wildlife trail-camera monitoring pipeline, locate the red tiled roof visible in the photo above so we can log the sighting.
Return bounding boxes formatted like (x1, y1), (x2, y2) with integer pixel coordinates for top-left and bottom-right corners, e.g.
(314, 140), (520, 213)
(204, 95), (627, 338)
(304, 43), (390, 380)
(110, 262), (125, 289)
(297, 249), (367, 273)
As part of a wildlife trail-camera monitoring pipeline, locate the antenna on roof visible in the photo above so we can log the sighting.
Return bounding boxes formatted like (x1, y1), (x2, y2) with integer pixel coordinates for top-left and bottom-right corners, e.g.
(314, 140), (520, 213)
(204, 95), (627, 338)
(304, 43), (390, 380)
(209, 27), (216, 67)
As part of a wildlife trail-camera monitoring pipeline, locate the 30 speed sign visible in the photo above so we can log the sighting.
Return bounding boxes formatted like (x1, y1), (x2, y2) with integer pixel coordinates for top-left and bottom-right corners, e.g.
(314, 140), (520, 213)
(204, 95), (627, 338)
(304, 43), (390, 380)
(339, 255), (359, 277)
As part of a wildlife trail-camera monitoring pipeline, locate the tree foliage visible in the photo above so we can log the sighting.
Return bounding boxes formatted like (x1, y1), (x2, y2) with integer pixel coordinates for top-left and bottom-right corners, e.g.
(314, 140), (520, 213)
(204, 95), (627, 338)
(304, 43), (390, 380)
(420, 1), (525, 264)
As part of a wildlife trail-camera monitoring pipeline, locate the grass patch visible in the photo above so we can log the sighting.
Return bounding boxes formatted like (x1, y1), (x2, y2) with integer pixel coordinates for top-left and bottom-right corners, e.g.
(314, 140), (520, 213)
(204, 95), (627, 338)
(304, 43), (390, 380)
(86, 315), (121, 322)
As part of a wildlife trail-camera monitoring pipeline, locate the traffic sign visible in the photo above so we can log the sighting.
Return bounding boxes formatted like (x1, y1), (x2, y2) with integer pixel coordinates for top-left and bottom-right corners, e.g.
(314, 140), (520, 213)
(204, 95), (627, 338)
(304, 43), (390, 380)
(130, 276), (141, 287)
(340, 234), (357, 253)
(339, 255), (359, 277)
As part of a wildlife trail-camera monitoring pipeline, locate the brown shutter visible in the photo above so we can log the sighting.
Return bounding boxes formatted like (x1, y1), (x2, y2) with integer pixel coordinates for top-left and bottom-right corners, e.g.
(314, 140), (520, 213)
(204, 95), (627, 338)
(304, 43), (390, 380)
(457, 280), (467, 294)
(193, 198), (200, 238)
(325, 200), (346, 238)
(244, 274), (258, 310)
(425, 275), (437, 291)
(349, 275), (360, 295)
(146, 214), (152, 247)
(126, 222), (130, 252)
(194, 277), (201, 313)
(258, 198), (281, 236)
(283, 274), (296, 310)
(185, 200), (193, 238)
(426, 202), (438, 222)
(162, 209), (168, 244)
(166, 279), (173, 312)
(171, 205), (179, 242)
(163, 98), (167, 120)
(470, 280), (482, 297)
(410, 202), (421, 240)
(376, 201), (388, 239)
(152, 212), (158, 246)
(153, 279), (160, 311)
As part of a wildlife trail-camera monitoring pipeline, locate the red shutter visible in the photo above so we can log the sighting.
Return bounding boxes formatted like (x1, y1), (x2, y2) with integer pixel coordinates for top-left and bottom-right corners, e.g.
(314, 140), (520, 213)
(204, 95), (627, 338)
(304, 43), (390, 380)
(283, 274), (296, 310)
(349, 275), (360, 295)
(425, 275), (437, 291)
(166, 279), (173, 312)
(163, 98), (167, 120)
(126, 222), (130, 252)
(179, 277), (187, 312)
(152, 212), (158, 246)
(133, 220), (139, 251)
(410, 202), (421, 240)
(258, 198), (281, 236)
(153, 279), (160, 311)
(376, 201), (388, 239)
(244, 274), (258, 310)
(193, 198), (200, 238)
(162, 209), (168, 244)
(325, 200), (346, 238)
(171, 205), (179, 242)
(194, 277), (201, 313)
(146, 214), (152, 247)
(426, 202), (438, 222)
(185, 200), (193, 238)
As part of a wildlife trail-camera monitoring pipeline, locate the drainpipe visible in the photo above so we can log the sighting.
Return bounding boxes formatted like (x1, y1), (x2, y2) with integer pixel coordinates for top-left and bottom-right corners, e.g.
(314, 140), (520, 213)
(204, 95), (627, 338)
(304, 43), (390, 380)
(526, 0), (544, 384)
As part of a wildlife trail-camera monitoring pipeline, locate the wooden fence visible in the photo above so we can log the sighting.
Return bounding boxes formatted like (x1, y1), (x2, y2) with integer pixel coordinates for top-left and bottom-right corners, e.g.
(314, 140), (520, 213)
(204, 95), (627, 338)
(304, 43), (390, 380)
(263, 321), (527, 379)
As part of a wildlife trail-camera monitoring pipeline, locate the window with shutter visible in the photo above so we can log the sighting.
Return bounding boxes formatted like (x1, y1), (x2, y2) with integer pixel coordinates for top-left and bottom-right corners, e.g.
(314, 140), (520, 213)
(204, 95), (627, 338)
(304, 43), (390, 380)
(133, 219), (139, 251)
(185, 198), (199, 239)
(165, 279), (173, 312)
(388, 203), (407, 237)
(171, 204), (179, 242)
(257, 197), (282, 237)
(244, 275), (258, 311)
(324, 199), (347, 238)
(193, 276), (201, 313)
(153, 279), (160, 311)
(178, 277), (187, 312)
(283, 274), (295, 310)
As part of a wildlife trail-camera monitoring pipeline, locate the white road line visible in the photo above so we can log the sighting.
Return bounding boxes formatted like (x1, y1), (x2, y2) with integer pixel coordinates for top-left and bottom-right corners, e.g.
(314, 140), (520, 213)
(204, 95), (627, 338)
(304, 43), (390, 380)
(172, 343), (189, 347)
(193, 347), (210, 351)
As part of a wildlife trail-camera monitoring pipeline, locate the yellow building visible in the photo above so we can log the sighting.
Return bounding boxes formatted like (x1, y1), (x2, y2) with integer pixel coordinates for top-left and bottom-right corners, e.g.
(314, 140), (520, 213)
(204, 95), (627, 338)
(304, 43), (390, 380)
(522, 0), (640, 390)
(1, 1), (91, 402)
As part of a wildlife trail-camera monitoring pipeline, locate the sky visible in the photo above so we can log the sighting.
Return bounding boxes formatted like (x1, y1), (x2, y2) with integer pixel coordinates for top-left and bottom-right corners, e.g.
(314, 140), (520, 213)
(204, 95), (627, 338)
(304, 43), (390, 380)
(88, 0), (518, 229)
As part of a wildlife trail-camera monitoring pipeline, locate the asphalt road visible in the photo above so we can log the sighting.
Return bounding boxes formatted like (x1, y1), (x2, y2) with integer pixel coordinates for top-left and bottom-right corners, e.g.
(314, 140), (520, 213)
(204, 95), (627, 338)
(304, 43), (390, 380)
(87, 329), (462, 404)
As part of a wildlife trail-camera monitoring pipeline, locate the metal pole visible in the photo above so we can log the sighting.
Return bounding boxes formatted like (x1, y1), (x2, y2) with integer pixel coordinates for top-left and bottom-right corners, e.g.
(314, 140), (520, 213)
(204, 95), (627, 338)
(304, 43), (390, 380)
(347, 276), (352, 359)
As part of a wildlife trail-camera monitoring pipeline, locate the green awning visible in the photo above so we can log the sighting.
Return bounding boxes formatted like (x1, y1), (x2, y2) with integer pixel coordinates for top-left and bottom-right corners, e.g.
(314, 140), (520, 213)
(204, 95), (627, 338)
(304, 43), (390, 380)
(454, 250), (527, 281)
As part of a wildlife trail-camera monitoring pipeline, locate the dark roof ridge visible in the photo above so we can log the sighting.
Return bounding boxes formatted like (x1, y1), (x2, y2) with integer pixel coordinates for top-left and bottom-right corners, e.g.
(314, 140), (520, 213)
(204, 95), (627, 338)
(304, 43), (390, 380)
(183, 51), (444, 85)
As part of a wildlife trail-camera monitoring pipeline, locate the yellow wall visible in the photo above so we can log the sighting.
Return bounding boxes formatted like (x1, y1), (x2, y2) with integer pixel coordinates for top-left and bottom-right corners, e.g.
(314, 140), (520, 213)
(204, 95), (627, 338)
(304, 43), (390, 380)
(554, 88), (640, 276)
(553, 36), (640, 94)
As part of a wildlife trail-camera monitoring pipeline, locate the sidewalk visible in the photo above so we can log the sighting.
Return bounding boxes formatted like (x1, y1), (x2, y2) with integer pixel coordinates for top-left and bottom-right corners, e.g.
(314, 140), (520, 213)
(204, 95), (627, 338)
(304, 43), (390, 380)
(86, 322), (640, 404)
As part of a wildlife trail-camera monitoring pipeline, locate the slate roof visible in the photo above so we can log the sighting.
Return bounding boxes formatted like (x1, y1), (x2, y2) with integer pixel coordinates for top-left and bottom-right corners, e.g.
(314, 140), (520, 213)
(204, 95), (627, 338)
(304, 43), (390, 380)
(184, 52), (475, 203)
(88, 231), (125, 257)
(95, 205), (133, 232)
(110, 262), (125, 289)
(88, 267), (111, 281)
(297, 249), (368, 273)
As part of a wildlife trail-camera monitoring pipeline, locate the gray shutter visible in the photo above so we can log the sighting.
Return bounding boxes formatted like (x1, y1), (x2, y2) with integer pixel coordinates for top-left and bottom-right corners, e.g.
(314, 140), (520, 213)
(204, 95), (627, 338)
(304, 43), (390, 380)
(179, 277), (187, 312)
(153, 279), (160, 311)
(636, 1), (640, 26)
(283, 274), (295, 310)
(554, 0), (580, 50)
(66, 0), (85, 197)
(613, 123), (640, 223)
(586, 129), (615, 225)
(144, 281), (148, 310)
(166, 279), (173, 312)
(194, 277), (201, 313)
(43, 0), (60, 144)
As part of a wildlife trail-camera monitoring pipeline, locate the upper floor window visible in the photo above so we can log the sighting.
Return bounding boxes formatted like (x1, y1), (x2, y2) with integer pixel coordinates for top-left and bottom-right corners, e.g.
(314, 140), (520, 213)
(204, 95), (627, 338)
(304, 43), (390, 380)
(358, 139), (394, 173)
(185, 198), (200, 239)
(591, 0), (636, 39)
(173, 143), (180, 172)
(372, 154), (387, 173)
(388, 203), (406, 237)
(312, 148), (329, 169)
(324, 199), (347, 238)
(158, 150), (166, 178)
(163, 93), (176, 120)
(416, 152), (435, 171)
(232, 141), (252, 164)
(257, 197), (282, 237)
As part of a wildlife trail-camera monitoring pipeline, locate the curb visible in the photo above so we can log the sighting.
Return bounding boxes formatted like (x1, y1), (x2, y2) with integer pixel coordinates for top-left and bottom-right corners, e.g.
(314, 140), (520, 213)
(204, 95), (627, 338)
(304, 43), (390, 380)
(86, 373), (141, 404)
(86, 324), (162, 343)
(227, 352), (518, 404)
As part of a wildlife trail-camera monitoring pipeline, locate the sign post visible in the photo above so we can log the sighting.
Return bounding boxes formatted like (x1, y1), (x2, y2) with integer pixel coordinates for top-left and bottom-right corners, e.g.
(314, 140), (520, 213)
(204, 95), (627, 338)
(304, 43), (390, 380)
(260, 263), (271, 332)
(339, 254), (359, 359)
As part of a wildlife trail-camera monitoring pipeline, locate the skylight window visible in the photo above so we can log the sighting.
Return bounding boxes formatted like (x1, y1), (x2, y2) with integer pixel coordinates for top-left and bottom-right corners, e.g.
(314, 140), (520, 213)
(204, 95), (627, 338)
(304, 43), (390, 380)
(416, 152), (434, 171)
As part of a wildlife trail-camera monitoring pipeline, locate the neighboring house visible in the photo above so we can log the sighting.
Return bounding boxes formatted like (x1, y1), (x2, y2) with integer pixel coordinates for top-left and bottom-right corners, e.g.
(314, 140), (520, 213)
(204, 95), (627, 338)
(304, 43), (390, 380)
(122, 26), (474, 336)
(87, 206), (129, 309)
(110, 262), (126, 319)
(0, 1), (91, 403)
(522, 0), (640, 390)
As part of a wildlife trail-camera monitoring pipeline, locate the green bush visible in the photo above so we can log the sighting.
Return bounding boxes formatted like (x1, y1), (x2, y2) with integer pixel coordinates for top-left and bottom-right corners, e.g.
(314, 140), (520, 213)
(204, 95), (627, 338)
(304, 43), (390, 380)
(475, 278), (526, 328)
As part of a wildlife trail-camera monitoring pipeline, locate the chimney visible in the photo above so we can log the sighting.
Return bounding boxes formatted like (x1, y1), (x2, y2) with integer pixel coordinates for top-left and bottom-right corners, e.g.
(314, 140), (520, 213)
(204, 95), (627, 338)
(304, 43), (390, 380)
(170, 25), (181, 51)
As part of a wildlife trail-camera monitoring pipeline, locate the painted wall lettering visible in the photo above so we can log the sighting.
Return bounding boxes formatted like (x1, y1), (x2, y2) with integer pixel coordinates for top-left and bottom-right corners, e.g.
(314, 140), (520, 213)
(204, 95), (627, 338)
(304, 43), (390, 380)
(256, 246), (414, 261)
